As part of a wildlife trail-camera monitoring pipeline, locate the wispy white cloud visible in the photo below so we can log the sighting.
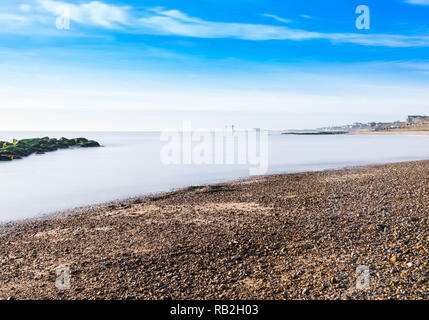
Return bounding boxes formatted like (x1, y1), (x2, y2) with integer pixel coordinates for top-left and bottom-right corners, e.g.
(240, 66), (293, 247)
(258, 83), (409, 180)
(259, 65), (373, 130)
(327, 33), (429, 47)
(300, 14), (313, 19)
(0, 13), (30, 24)
(261, 14), (291, 23)
(404, 0), (429, 5)
(19, 4), (32, 12)
(136, 7), (429, 47)
(0, 13), (32, 31)
(136, 8), (315, 40)
(2, 1), (429, 47)
(395, 61), (429, 73)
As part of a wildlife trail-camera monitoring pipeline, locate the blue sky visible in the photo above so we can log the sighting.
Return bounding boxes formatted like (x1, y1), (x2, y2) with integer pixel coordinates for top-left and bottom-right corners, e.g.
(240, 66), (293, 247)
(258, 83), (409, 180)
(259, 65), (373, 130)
(1, 0), (429, 130)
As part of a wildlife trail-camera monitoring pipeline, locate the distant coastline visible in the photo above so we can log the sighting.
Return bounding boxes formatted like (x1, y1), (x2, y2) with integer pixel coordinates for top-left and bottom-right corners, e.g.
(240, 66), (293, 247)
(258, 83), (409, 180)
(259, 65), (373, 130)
(282, 131), (348, 135)
(349, 128), (429, 135)
(284, 115), (429, 136)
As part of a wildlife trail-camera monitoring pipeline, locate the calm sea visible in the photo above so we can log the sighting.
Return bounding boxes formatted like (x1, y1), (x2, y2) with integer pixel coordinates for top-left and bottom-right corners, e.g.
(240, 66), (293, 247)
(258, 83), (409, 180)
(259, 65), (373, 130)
(1, 131), (429, 222)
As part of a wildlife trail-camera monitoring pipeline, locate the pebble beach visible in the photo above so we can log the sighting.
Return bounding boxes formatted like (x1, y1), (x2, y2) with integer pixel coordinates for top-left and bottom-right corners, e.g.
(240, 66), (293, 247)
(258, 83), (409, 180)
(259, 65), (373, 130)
(0, 160), (428, 300)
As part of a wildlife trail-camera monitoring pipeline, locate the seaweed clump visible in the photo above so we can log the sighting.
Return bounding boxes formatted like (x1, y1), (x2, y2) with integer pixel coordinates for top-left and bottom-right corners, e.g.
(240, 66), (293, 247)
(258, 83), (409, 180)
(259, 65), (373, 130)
(0, 137), (101, 161)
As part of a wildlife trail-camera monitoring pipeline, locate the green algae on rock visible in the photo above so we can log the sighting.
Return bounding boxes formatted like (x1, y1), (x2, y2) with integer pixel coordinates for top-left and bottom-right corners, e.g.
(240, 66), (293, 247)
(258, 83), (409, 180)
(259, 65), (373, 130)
(0, 137), (101, 161)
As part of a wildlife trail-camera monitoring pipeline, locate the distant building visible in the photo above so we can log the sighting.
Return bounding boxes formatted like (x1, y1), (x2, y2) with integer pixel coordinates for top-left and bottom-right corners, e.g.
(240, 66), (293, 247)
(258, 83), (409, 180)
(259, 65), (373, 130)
(407, 115), (428, 123)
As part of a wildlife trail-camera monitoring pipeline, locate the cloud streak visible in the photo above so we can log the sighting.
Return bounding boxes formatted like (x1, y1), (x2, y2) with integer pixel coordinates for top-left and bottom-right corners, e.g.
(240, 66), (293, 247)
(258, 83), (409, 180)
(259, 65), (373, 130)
(2, 1), (429, 47)
(261, 14), (291, 23)
(404, 0), (429, 5)
(136, 8), (429, 47)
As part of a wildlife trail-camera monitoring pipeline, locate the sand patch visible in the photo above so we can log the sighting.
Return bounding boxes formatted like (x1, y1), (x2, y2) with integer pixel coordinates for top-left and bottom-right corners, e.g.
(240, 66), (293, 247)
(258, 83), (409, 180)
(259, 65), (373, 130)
(34, 228), (70, 239)
(278, 194), (297, 200)
(94, 226), (113, 232)
(231, 179), (262, 186)
(108, 202), (273, 226)
(196, 202), (272, 213)
(350, 129), (429, 135)
(324, 173), (375, 182)
(242, 277), (264, 290)
(104, 204), (161, 217)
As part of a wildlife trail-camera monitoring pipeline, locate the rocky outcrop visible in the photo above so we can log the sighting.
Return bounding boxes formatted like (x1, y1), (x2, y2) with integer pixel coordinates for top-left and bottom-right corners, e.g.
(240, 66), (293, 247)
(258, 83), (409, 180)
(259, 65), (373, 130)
(0, 137), (101, 161)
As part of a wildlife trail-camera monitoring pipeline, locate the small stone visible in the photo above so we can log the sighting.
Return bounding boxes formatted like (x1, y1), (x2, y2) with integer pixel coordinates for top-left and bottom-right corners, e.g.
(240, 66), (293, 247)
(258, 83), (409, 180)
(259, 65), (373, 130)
(231, 255), (242, 261)
(406, 262), (412, 267)
(390, 256), (397, 263)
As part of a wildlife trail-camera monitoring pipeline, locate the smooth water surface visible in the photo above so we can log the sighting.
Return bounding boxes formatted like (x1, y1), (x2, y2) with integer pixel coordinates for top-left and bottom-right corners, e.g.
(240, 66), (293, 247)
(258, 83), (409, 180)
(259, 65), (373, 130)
(1, 131), (429, 221)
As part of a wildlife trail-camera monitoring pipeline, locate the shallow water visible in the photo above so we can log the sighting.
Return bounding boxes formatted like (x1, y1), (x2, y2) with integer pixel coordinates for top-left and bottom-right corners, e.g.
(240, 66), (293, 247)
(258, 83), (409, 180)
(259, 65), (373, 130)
(1, 131), (429, 222)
